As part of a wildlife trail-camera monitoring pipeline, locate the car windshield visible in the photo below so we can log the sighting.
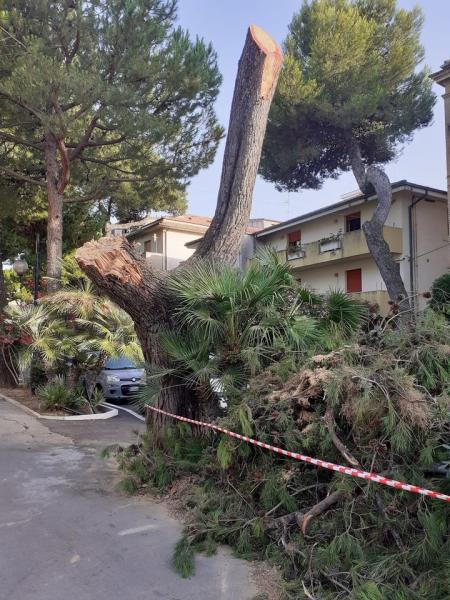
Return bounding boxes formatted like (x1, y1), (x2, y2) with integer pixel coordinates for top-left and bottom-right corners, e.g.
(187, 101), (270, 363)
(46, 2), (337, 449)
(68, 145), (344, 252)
(104, 357), (137, 370)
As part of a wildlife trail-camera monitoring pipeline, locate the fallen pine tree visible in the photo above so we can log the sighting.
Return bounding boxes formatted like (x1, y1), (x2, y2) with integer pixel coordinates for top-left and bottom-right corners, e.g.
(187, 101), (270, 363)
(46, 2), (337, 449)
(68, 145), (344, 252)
(113, 308), (450, 599)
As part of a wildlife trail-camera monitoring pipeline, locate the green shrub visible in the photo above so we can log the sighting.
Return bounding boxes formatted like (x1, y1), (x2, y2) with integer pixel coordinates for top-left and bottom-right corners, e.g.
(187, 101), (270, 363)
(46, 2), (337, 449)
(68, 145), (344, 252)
(37, 376), (82, 411)
(3, 269), (32, 303)
(30, 362), (47, 392)
(321, 289), (367, 334)
(138, 259), (367, 416)
(429, 273), (450, 316)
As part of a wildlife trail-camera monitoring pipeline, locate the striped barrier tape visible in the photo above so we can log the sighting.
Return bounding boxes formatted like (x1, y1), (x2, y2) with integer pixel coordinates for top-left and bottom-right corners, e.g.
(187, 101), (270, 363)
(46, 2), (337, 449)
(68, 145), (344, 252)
(147, 405), (450, 503)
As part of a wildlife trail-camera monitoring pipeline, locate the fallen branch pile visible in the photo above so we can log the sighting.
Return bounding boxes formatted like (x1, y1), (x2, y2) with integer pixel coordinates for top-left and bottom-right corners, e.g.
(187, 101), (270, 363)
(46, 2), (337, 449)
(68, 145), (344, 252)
(118, 311), (450, 599)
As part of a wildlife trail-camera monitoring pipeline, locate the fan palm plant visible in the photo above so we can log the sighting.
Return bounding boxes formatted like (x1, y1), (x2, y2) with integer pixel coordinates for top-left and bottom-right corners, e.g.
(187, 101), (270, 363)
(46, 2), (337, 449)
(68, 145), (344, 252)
(139, 252), (320, 410)
(7, 269), (143, 401)
(6, 303), (73, 376)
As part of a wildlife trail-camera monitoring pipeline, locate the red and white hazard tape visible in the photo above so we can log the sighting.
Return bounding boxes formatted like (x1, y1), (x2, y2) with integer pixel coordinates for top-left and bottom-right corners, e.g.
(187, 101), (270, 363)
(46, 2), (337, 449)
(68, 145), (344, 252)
(147, 405), (450, 503)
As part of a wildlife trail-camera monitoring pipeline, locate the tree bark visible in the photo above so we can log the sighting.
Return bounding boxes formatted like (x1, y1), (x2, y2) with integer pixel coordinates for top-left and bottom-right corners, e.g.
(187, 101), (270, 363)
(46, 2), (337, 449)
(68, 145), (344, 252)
(45, 134), (65, 292)
(192, 25), (282, 263)
(76, 26), (283, 424)
(0, 224), (7, 310)
(350, 143), (410, 311)
(75, 236), (196, 420)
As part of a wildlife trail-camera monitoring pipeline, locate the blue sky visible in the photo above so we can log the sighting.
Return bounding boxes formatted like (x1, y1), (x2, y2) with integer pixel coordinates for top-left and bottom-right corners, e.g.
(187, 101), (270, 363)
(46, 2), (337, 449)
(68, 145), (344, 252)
(176, 0), (449, 221)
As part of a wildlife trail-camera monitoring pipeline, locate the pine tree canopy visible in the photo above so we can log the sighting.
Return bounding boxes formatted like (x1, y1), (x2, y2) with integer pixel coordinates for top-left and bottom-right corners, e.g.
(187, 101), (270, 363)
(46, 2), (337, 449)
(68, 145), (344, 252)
(260, 0), (436, 192)
(0, 0), (223, 204)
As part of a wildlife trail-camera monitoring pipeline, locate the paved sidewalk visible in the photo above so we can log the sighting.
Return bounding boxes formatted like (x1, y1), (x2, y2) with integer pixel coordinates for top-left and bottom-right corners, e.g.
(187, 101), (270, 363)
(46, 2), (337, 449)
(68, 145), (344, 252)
(0, 398), (258, 600)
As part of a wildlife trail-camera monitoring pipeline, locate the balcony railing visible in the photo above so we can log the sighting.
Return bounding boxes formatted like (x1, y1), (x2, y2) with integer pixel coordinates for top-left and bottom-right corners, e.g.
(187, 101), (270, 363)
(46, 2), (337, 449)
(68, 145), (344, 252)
(287, 246), (306, 260)
(319, 237), (341, 253)
(280, 226), (402, 269)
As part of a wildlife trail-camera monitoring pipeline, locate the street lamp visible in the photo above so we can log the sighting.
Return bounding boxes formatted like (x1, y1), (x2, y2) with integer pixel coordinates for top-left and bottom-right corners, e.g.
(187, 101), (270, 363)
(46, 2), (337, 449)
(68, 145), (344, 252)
(12, 254), (29, 277)
(12, 233), (41, 305)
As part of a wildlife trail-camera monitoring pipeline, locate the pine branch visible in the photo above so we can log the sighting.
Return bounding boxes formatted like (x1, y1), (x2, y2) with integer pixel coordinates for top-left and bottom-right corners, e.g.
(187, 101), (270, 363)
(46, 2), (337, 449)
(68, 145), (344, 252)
(0, 88), (43, 121)
(63, 182), (108, 204)
(323, 407), (360, 467)
(68, 114), (100, 162)
(0, 131), (43, 150)
(266, 491), (343, 536)
(67, 135), (126, 150)
(0, 166), (45, 187)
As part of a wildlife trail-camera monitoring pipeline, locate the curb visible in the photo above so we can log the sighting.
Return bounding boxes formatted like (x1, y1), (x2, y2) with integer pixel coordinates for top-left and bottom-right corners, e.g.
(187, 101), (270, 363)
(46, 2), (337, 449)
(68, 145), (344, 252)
(101, 402), (145, 422)
(0, 392), (118, 421)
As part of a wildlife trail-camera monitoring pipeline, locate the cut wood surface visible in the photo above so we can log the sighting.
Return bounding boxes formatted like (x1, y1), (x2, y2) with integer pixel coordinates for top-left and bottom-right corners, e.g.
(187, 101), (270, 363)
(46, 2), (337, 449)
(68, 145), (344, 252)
(192, 25), (282, 263)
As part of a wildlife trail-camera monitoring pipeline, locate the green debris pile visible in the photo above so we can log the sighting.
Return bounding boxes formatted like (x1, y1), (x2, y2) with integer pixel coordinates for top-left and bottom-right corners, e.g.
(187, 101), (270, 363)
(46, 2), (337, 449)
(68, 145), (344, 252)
(119, 310), (450, 599)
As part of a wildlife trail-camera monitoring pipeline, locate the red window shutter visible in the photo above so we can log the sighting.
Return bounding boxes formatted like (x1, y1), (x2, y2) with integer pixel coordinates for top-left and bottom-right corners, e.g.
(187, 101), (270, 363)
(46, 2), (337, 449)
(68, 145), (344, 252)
(346, 269), (362, 293)
(345, 212), (361, 232)
(288, 230), (301, 243)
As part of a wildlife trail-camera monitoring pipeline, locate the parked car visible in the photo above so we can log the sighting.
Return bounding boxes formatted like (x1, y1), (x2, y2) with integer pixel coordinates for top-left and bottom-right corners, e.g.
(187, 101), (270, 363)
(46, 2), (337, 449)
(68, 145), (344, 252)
(93, 357), (146, 402)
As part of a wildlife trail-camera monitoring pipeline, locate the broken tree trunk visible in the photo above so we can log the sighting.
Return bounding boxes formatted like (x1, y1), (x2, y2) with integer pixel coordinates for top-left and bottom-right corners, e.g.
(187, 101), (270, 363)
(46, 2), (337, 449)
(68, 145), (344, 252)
(76, 26), (283, 424)
(351, 143), (410, 312)
(193, 25), (282, 263)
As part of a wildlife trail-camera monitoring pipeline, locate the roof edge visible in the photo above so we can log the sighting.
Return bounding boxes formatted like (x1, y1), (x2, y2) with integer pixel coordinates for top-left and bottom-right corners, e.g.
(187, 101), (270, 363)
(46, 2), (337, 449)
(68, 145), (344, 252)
(255, 181), (447, 238)
(127, 215), (211, 240)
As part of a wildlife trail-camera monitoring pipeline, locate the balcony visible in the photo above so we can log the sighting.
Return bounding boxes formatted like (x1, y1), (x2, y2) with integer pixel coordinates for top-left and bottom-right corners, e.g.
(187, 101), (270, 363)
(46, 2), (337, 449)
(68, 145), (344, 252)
(281, 226), (403, 270)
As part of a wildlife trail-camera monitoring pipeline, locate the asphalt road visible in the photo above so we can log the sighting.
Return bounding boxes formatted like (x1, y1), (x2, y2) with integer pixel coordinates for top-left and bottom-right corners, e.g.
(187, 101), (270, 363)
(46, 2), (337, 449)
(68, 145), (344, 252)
(0, 398), (258, 600)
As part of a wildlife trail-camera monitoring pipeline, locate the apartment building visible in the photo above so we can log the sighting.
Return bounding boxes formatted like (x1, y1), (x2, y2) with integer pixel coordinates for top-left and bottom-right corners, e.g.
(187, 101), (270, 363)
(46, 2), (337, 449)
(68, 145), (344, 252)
(126, 215), (279, 271)
(185, 218), (280, 270)
(254, 181), (449, 313)
(126, 214), (212, 270)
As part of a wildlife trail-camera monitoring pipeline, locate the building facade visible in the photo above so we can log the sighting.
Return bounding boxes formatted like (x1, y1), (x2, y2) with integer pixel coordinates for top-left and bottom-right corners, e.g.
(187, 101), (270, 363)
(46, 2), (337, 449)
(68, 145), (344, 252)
(185, 218), (280, 270)
(126, 215), (212, 270)
(254, 181), (449, 313)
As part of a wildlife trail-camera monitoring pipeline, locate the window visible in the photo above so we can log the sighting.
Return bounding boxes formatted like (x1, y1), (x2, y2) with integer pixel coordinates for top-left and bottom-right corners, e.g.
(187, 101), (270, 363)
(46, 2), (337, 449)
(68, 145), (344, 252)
(144, 233), (162, 254)
(105, 357), (137, 370)
(346, 268), (362, 293)
(345, 212), (361, 232)
(288, 230), (301, 248)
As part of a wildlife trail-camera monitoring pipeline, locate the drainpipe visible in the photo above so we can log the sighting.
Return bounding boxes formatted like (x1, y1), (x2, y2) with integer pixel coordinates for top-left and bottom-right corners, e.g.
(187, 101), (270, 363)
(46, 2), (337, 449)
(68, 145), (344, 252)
(163, 230), (168, 270)
(408, 191), (428, 310)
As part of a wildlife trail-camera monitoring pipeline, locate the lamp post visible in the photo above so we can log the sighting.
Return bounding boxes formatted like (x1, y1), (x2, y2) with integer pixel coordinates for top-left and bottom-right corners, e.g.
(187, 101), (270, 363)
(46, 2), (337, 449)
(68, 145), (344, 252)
(33, 233), (40, 305)
(12, 233), (40, 305)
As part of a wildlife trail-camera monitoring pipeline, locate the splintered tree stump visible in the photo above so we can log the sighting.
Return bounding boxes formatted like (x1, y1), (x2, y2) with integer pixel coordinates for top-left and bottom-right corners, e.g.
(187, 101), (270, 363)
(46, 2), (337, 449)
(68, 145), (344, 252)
(76, 26), (283, 422)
